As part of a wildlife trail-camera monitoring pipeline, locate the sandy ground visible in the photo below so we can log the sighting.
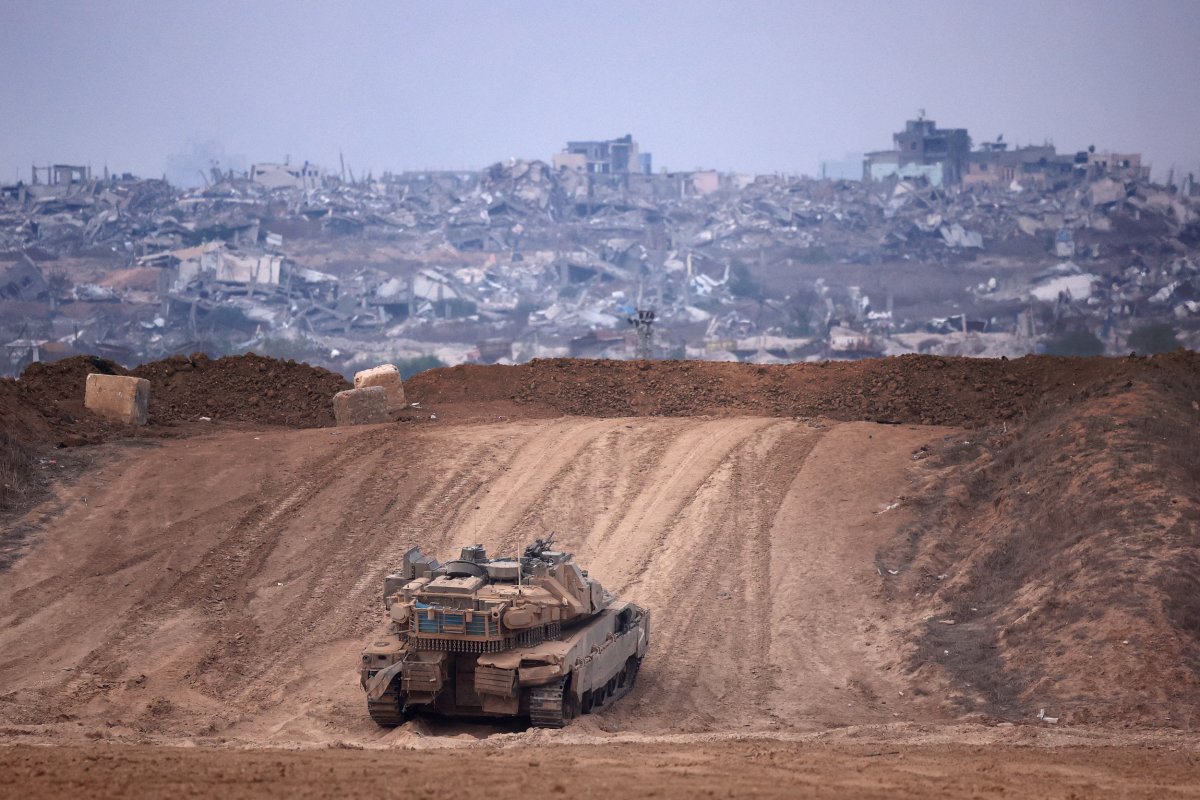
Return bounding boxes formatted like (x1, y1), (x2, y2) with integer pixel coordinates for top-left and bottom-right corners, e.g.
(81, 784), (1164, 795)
(2, 737), (1199, 799)
(0, 416), (952, 745)
(4, 414), (1200, 795)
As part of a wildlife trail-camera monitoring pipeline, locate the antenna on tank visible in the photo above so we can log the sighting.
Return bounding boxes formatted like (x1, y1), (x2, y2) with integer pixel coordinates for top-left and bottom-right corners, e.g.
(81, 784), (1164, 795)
(517, 539), (524, 592)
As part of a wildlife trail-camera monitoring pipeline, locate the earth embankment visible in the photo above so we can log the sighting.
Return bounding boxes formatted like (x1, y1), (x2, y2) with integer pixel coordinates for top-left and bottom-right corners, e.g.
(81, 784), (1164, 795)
(0, 416), (946, 745)
(1, 350), (1198, 746)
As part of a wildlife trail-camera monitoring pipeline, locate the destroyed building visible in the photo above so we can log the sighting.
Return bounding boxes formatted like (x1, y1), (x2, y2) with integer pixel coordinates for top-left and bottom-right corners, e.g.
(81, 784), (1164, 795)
(554, 134), (652, 175)
(867, 116), (1151, 193)
(963, 143), (1072, 189)
(1083, 150), (1150, 181)
(864, 115), (971, 186)
(0, 256), (50, 302)
(31, 164), (91, 186)
(250, 162), (324, 190)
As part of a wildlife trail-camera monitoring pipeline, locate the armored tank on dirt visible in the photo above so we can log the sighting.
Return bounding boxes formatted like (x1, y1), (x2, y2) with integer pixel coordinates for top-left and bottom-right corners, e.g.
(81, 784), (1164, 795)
(360, 536), (650, 728)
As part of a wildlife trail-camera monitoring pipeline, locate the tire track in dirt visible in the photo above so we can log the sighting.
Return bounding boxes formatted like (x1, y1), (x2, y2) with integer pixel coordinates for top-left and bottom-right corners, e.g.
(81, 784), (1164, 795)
(0, 417), (948, 743)
(765, 422), (950, 728)
(445, 418), (623, 561)
(60, 431), (372, 718)
(581, 418), (776, 593)
(589, 420), (824, 731)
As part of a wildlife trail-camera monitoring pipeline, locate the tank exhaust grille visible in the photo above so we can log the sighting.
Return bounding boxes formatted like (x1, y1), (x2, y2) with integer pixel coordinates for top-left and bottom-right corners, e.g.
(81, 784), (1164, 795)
(405, 621), (563, 653)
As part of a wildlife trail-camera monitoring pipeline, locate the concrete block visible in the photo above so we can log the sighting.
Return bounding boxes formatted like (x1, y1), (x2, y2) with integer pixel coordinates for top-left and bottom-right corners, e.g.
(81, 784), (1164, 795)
(84, 374), (150, 426)
(353, 364), (406, 411)
(333, 386), (389, 426)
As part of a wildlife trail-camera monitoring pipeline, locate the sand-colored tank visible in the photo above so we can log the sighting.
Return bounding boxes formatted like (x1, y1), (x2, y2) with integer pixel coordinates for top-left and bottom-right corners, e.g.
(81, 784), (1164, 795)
(360, 536), (650, 727)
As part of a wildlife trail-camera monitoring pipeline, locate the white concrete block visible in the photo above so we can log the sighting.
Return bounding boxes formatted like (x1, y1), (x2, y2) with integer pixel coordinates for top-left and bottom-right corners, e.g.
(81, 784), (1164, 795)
(353, 364), (406, 412)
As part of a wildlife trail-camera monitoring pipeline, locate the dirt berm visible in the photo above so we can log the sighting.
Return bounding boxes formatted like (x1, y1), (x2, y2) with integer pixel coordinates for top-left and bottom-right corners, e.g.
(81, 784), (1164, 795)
(1, 353), (349, 512)
(881, 376), (1200, 726)
(11, 352), (347, 435)
(405, 352), (1200, 426)
(0, 350), (1197, 749)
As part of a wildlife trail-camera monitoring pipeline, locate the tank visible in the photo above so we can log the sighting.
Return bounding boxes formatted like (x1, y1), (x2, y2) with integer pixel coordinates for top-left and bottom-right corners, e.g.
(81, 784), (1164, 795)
(360, 535), (650, 728)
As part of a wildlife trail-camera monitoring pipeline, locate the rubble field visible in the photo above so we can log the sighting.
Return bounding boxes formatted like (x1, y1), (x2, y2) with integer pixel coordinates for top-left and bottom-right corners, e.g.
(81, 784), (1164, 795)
(3, 158), (1198, 375)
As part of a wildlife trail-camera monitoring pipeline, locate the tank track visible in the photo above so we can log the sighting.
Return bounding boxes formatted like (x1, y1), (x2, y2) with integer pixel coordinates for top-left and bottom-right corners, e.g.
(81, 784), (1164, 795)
(529, 657), (642, 728)
(584, 655), (642, 713)
(528, 680), (570, 728)
(366, 682), (407, 727)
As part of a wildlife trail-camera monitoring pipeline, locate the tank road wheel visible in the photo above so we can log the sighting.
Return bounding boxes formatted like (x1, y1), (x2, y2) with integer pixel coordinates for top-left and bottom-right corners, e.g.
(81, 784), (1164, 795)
(529, 679), (578, 728)
(367, 681), (408, 727)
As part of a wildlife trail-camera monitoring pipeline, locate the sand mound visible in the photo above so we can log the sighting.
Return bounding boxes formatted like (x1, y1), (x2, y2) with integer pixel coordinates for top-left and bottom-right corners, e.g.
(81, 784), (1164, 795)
(879, 379), (1200, 725)
(0, 354), (349, 511)
(2, 350), (1198, 741)
(18, 355), (127, 404)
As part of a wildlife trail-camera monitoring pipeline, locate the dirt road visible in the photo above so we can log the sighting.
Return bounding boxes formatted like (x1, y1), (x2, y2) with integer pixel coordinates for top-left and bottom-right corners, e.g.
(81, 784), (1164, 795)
(3, 738), (1199, 800)
(0, 416), (949, 745)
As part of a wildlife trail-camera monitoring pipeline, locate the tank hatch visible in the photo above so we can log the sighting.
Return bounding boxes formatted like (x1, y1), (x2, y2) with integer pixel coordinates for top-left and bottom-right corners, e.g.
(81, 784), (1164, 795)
(485, 560), (521, 581)
(425, 575), (485, 595)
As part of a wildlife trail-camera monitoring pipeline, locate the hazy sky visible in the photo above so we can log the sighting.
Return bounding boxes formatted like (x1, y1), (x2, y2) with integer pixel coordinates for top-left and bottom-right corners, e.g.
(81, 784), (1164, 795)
(2, 0), (1198, 184)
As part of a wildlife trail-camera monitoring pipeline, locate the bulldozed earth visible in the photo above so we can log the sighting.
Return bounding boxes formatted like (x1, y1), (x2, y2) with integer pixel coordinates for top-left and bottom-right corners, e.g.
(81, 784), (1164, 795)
(1, 351), (1199, 796)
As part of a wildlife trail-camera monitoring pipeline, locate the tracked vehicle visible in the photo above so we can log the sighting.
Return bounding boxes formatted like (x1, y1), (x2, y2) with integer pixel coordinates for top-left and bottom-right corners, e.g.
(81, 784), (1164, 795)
(360, 536), (649, 728)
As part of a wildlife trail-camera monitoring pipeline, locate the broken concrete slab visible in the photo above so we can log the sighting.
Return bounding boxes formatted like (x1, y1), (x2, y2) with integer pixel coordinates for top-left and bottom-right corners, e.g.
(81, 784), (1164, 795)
(940, 223), (984, 249)
(1089, 178), (1126, 206)
(1030, 272), (1099, 303)
(333, 386), (389, 426)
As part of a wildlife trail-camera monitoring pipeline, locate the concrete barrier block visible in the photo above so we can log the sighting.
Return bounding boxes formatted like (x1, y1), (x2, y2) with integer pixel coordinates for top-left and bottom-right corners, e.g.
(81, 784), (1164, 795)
(84, 374), (150, 425)
(333, 386), (389, 426)
(353, 364), (406, 411)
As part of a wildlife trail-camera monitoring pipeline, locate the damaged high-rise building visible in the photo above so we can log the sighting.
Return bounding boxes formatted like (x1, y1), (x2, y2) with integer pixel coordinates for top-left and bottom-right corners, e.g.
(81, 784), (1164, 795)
(863, 115), (971, 186)
(865, 114), (1150, 190)
(554, 134), (652, 176)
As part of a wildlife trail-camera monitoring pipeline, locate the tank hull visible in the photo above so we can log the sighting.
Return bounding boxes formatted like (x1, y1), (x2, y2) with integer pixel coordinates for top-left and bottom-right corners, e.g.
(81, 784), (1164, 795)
(362, 602), (649, 726)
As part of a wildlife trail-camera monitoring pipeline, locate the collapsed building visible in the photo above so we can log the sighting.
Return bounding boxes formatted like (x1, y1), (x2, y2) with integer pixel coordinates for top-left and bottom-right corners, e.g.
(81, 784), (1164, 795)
(1, 127), (1197, 376)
